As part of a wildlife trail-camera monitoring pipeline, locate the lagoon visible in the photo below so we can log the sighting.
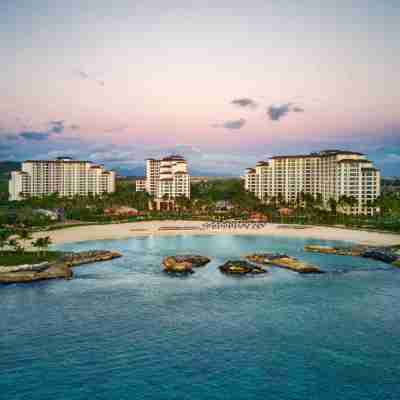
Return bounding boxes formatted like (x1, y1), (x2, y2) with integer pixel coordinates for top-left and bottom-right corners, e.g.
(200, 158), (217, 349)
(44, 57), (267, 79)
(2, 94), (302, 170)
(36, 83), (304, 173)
(1, 234), (400, 400)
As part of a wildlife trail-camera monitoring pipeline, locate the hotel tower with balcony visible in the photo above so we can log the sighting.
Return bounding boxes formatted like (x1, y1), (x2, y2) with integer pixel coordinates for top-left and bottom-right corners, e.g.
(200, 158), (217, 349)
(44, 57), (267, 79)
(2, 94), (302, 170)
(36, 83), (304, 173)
(9, 157), (116, 201)
(244, 150), (380, 215)
(137, 155), (190, 199)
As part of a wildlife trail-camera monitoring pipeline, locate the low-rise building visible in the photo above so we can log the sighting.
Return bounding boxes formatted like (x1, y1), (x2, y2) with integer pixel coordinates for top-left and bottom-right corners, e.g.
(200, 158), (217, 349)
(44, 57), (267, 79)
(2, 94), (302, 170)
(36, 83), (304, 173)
(215, 200), (235, 212)
(135, 178), (146, 192)
(104, 206), (139, 217)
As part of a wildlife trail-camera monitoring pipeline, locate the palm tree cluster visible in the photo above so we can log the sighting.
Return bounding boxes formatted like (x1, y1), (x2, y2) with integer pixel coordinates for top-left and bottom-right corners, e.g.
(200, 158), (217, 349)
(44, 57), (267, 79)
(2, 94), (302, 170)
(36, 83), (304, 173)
(0, 228), (52, 255)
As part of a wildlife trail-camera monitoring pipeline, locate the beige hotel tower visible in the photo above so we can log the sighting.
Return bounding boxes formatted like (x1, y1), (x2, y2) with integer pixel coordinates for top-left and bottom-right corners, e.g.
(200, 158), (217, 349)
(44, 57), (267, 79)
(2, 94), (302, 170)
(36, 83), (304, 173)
(9, 157), (115, 201)
(244, 150), (380, 215)
(136, 155), (190, 199)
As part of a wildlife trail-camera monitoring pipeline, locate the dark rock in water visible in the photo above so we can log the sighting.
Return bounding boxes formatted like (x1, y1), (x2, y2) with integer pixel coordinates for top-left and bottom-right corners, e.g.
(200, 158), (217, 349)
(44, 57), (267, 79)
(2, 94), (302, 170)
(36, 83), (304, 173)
(171, 255), (211, 268)
(0, 262), (51, 274)
(218, 260), (267, 275)
(392, 259), (400, 268)
(361, 250), (397, 264)
(246, 253), (323, 274)
(304, 245), (366, 257)
(60, 250), (122, 267)
(0, 250), (122, 284)
(304, 245), (400, 267)
(162, 256), (195, 274)
(0, 262), (73, 284)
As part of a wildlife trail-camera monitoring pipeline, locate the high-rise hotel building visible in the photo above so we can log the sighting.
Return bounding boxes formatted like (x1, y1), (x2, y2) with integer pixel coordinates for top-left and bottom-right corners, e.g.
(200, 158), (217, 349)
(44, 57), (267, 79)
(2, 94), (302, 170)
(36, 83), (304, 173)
(9, 157), (116, 201)
(137, 155), (190, 199)
(244, 150), (380, 215)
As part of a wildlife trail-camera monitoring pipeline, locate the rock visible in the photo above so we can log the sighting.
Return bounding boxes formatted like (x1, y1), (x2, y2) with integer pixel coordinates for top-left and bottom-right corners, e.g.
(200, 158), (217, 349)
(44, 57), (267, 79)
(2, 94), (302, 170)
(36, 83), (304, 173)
(304, 244), (400, 266)
(218, 260), (267, 275)
(304, 245), (365, 257)
(392, 259), (400, 268)
(162, 255), (210, 275)
(361, 250), (398, 264)
(162, 256), (194, 274)
(0, 250), (122, 285)
(0, 262), (73, 284)
(0, 261), (51, 274)
(61, 250), (122, 267)
(246, 253), (323, 274)
(170, 255), (211, 268)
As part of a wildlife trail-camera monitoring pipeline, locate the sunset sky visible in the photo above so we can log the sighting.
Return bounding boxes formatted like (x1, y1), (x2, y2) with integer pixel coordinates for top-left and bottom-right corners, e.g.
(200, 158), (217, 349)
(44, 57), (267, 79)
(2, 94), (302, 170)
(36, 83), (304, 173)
(1, 0), (399, 175)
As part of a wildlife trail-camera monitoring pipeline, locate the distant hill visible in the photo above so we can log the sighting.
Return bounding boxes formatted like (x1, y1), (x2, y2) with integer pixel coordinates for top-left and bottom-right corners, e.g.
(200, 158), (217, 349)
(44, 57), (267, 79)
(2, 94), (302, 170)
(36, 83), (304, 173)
(0, 161), (20, 180)
(114, 166), (145, 177)
(114, 165), (237, 178)
(0, 162), (19, 201)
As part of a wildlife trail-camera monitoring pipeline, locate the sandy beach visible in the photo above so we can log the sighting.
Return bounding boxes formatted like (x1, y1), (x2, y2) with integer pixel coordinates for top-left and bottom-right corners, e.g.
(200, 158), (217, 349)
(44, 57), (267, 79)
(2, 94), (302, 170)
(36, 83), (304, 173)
(33, 220), (400, 247)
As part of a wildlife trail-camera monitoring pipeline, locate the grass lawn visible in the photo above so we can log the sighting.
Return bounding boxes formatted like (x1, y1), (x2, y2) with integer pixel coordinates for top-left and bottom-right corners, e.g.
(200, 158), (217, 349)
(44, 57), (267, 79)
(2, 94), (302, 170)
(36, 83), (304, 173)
(0, 251), (63, 266)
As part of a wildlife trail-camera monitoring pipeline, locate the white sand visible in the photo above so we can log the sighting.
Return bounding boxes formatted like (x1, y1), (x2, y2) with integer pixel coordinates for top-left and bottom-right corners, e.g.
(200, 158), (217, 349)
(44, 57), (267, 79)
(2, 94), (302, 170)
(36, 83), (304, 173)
(33, 220), (400, 247)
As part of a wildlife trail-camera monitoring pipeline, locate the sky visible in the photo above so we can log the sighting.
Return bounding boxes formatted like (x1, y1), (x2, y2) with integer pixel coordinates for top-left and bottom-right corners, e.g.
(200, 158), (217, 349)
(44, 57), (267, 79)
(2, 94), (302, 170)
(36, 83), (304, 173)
(1, 0), (399, 175)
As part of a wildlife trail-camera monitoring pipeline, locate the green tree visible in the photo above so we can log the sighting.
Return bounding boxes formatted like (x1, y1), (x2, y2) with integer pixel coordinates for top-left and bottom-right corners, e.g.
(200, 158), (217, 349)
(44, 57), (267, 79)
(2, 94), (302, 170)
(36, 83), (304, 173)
(7, 238), (22, 253)
(17, 229), (32, 253)
(32, 236), (52, 255)
(0, 229), (12, 255)
(338, 195), (358, 213)
(328, 198), (337, 215)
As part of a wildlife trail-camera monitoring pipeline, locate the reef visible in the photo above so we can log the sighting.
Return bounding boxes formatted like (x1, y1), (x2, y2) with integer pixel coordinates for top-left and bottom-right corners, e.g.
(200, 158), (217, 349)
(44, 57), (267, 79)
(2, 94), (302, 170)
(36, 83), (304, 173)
(0, 250), (122, 284)
(246, 253), (323, 274)
(162, 255), (210, 274)
(218, 260), (267, 275)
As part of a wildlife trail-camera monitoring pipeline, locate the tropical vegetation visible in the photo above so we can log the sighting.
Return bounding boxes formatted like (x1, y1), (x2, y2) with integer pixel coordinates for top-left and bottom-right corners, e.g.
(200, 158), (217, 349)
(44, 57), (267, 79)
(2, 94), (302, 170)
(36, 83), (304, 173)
(0, 176), (399, 233)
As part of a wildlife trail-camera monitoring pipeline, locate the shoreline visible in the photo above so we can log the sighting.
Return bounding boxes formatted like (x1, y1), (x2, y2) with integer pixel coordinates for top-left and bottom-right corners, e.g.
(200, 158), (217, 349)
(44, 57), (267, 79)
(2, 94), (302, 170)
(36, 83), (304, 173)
(32, 220), (400, 247)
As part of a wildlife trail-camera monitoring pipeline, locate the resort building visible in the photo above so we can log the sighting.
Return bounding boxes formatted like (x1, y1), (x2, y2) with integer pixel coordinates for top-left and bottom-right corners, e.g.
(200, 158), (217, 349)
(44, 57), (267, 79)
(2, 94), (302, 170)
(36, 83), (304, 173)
(138, 155), (190, 199)
(9, 157), (116, 201)
(135, 178), (146, 192)
(244, 150), (380, 215)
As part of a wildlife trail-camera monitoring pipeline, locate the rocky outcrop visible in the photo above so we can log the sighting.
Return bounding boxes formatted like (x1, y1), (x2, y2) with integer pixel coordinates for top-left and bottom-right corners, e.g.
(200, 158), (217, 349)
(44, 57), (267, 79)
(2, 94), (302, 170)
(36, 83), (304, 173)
(304, 244), (400, 267)
(0, 250), (122, 284)
(162, 257), (194, 274)
(0, 261), (51, 274)
(162, 255), (211, 275)
(361, 250), (398, 264)
(171, 255), (211, 268)
(218, 260), (267, 275)
(0, 262), (73, 283)
(304, 245), (366, 257)
(392, 259), (400, 268)
(60, 250), (122, 267)
(246, 253), (323, 274)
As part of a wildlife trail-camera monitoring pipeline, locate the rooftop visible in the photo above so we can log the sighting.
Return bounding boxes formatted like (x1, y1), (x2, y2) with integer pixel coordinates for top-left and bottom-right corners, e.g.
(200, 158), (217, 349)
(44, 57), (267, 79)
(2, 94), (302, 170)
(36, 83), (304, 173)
(161, 154), (186, 161)
(338, 159), (371, 164)
(270, 150), (364, 160)
(24, 159), (90, 163)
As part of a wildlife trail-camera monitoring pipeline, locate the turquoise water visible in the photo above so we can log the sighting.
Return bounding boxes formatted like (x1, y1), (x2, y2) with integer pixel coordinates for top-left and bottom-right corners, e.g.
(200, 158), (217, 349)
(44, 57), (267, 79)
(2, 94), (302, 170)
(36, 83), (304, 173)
(1, 234), (400, 400)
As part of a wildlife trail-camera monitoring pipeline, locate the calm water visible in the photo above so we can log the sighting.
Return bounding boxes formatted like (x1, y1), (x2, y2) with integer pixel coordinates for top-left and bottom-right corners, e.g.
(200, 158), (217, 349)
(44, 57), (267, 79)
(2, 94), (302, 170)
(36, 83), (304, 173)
(1, 234), (400, 400)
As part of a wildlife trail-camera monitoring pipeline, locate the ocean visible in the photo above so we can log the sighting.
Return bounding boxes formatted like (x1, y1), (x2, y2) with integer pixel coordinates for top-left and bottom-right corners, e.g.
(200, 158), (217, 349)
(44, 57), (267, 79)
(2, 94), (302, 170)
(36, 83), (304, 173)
(1, 234), (400, 400)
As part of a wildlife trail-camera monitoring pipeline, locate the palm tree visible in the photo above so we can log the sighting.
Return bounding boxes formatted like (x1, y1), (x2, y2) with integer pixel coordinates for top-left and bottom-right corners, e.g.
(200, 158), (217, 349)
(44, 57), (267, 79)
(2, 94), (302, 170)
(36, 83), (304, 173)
(7, 238), (22, 253)
(0, 230), (12, 255)
(328, 198), (338, 215)
(347, 196), (358, 208)
(17, 229), (32, 253)
(32, 236), (52, 255)
(175, 195), (188, 213)
(315, 193), (323, 208)
(338, 195), (358, 214)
